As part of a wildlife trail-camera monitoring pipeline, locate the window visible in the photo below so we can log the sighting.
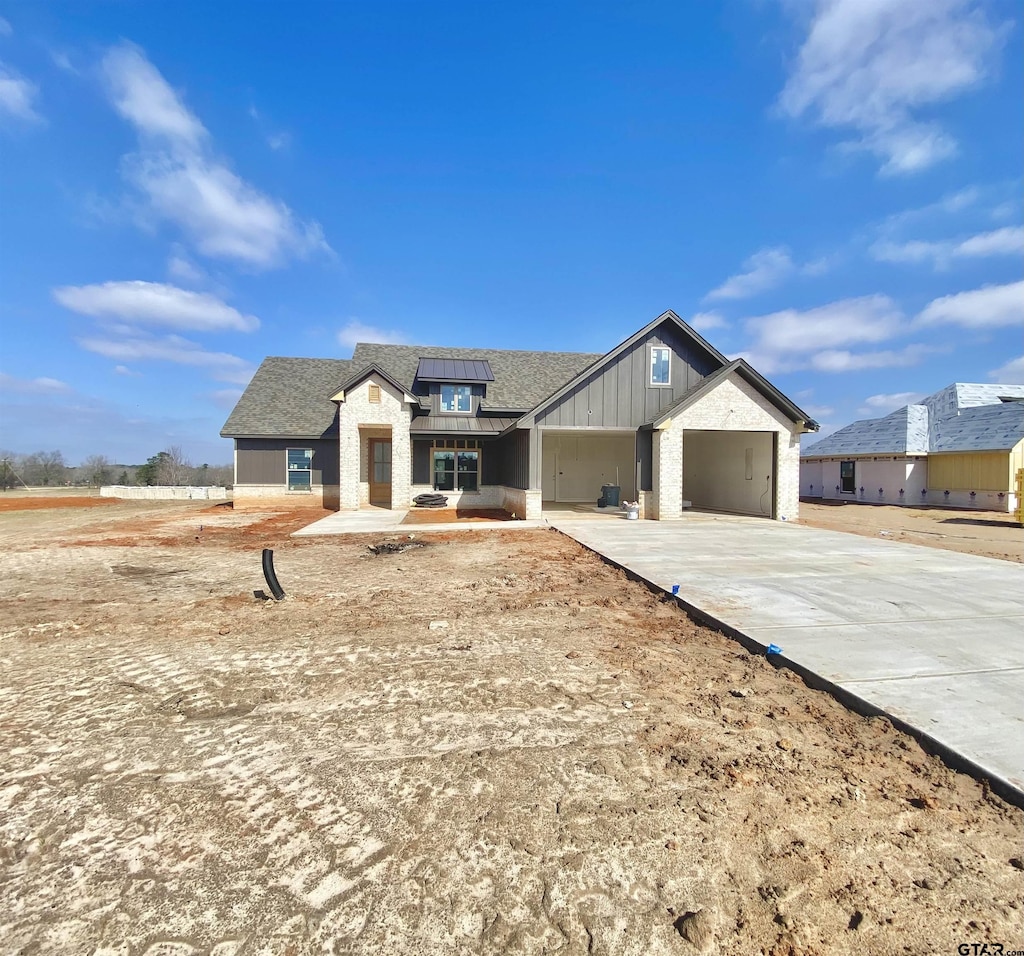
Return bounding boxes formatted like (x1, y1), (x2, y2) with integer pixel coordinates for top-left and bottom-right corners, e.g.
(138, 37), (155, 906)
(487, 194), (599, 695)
(840, 460), (855, 494)
(368, 384), (381, 403)
(650, 347), (670, 385)
(432, 440), (480, 492)
(440, 384), (472, 413)
(287, 448), (312, 491)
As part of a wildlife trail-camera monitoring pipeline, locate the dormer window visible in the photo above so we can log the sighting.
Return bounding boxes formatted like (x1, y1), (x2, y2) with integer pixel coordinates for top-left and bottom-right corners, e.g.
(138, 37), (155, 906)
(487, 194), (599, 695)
(441, 384), (472, 413)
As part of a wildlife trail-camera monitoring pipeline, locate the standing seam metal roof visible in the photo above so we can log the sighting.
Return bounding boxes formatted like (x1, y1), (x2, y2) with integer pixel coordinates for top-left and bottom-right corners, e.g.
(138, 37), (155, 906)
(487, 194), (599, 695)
(415, 358), (495, 382)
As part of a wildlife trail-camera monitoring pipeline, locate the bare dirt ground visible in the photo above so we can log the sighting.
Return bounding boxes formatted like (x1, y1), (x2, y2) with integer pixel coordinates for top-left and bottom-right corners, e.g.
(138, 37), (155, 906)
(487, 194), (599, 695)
(1, 499), (1022, 956)
(798, 501), (1023, 564)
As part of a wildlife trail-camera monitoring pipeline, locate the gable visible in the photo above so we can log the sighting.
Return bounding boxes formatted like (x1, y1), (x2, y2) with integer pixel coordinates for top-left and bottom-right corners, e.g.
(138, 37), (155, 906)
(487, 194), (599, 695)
(521, 312), (727, 429)
(671, 371), (800, 434)
(221, 356), (353, 439)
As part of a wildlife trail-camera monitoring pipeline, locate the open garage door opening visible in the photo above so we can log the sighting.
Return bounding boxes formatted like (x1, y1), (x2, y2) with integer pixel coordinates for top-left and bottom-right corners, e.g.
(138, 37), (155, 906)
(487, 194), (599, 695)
(683, 429), (775, 518)
(542, 431), (637, 506)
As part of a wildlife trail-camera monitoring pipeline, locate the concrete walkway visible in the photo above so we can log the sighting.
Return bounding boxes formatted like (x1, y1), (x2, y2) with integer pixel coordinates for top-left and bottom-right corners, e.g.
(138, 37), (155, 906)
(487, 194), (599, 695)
(550, 512), (1024, 802)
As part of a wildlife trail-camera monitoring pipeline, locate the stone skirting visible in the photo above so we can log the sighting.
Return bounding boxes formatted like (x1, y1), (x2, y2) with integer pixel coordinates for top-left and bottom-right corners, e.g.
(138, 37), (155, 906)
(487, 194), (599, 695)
(233, 484), (337, 509)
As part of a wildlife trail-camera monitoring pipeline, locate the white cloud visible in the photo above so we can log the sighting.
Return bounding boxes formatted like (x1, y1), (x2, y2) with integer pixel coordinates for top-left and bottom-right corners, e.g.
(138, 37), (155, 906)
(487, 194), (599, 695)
(744, 294), (903, 353)
(113, 364), (141, 377)
(688, 311), (729, 332)
(50, 50), (79, 75)
(78, 332), (255, 384)
(0, 64), (42, 123)
(737, 294), (927, 374)
(0, 17), (11, 36)
(53, 280), (259, 333)
(101, 43), (329, 269)
(809, 344), (934, 373)
(167, 253), (206, 285)
(871, 226), (1024, 267)
(705, 247), (794, 301)
(337, 320), (409, 353)
(858, 391), (926, 415)
(210, 387), (244, 408)
(803, 403), (834, 420)
(778, 0), (1006, 175)
(915, 280), (1024, 329)
(881, 187), (980, 231)
(955, 226), (1024, 257)
(102, 43), (205, 146)
(0, 373), (71, 394)
(990, 355), (1024, 385)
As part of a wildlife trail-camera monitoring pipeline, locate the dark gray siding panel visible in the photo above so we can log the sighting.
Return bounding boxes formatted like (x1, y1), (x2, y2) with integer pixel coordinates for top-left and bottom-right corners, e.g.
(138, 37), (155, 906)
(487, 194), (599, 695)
(413, 440), (431, 484)
(236, 438), (338, 485)
(636, 430), (653, 491)
(481, 441), (500, 485)
(427, 382), (484, 414)
(494, 430), (530, 490)
(535, 325), (719, 428)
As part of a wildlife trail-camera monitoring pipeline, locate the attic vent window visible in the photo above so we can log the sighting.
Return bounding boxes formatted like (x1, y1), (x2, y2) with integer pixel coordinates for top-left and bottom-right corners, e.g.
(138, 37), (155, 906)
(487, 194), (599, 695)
(368, 384), (381, 403)
(650, 347), (670, 386)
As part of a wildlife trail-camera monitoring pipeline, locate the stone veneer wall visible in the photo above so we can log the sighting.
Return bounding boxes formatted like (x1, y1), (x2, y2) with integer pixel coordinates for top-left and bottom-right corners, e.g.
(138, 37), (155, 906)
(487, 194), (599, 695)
(101, 485), (228, 500)
(232, 485), (336, 509)
(673, 372), (804, 521)
(338, 374), (413, 511)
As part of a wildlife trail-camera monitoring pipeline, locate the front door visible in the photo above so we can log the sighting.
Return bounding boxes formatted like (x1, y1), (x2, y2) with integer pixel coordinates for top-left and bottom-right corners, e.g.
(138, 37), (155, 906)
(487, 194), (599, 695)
(368, 439), (393, 507)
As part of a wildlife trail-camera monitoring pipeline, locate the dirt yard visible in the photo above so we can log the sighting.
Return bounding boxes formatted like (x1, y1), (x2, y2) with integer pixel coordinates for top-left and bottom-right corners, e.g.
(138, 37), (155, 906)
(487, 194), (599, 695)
(798, 500), (1022, 564)
(1, 499), (1021, 955)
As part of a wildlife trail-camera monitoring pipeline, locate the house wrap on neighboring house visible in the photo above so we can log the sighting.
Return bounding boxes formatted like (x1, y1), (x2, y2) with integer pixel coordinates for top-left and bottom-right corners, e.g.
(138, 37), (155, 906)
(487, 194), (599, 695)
(221, 310), (819, 520)
(800, 383), (1024, 513)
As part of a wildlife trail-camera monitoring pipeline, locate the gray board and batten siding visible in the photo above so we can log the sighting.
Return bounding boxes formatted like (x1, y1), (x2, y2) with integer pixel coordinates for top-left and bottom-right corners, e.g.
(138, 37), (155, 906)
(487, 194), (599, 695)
(532, 324), (720, 429)
(236, 438), (339, 486)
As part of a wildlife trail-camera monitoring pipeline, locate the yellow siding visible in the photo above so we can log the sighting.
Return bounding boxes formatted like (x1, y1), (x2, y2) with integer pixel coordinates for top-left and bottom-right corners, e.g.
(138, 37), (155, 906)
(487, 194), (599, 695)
(929, 451), (1011, 492)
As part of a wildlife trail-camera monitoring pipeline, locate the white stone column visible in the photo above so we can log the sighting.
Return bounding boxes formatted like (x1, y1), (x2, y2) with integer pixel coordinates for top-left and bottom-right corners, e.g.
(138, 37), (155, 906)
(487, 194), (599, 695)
(652, 426), (682, 520)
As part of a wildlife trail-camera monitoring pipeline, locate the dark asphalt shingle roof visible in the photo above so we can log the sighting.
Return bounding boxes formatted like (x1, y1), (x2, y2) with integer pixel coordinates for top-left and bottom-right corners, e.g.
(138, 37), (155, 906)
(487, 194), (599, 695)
(221, 344), (601, 437)
(352, 343), (600, 411)
(220, 356), (354, 438)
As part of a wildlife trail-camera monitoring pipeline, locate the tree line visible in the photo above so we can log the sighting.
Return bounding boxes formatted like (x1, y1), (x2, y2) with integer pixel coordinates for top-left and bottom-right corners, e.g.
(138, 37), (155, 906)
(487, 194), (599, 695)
(0, 446), (232, 490)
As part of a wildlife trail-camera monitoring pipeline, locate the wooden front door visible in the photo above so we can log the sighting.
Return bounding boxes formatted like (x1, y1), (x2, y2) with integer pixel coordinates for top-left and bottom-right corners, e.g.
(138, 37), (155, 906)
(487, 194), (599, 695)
(368, 439), (392, 507)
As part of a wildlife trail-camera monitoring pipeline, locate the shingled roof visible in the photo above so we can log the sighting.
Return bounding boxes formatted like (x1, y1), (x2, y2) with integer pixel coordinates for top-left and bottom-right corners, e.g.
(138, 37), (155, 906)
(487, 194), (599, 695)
(221, 344), (602, 438)
(351, 342), (601, 411)
(802, 382), (1024, 458)
(220, 356), (354, 438)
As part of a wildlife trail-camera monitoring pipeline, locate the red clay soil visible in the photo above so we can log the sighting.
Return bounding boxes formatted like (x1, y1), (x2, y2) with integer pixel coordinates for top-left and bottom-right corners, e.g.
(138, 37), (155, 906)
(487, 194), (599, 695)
(0, 496), (117, 512)
(68, 503), (334, 551)
(401, 508), (515, 524)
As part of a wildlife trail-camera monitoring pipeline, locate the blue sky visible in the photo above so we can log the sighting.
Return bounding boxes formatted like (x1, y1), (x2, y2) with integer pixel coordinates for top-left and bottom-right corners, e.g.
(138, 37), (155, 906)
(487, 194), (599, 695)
(1, 0), (1021, 466)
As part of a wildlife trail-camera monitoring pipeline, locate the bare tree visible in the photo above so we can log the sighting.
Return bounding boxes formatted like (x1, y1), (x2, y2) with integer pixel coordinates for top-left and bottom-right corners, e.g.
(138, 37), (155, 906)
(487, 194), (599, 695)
(81, 454), (114, 487)
(0, 451), (27, 490)
(21, 450), (68, 486)
(156, 445), (193, 486)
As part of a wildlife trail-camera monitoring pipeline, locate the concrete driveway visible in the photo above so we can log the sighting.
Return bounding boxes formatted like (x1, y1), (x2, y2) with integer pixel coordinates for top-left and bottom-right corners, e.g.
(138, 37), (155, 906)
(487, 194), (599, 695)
(550, 512), (1024, 802)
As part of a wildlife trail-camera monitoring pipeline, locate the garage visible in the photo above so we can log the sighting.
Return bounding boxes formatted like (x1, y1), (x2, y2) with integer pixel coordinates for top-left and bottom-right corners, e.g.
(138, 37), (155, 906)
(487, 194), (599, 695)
(682, 429), (775, 517)
(541, 431), (637, 504)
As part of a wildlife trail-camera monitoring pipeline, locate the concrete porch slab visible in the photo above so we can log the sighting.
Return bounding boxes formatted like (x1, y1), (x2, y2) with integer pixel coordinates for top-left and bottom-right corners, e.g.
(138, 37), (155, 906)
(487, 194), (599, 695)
(549, 512), (1024, 803)
(293, 509), (548, 536)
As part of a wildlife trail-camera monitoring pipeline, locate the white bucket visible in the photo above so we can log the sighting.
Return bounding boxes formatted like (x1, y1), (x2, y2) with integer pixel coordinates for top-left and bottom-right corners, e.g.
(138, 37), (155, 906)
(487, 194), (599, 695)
(625, 505), (640, 520)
